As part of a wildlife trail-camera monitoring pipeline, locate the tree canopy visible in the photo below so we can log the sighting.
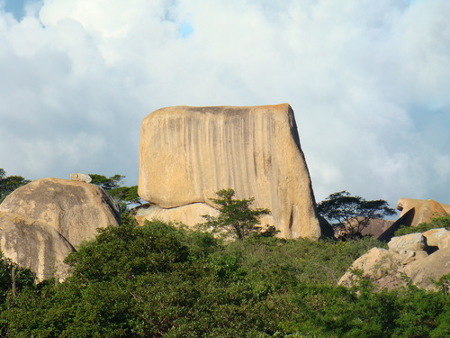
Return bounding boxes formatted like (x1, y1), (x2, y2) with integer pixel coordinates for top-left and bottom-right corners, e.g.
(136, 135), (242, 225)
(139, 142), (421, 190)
(89, 174), (143, 212)
(201, 189), (274, 240)
(0, 169), (30, 203)
(317, 191), (396, 238)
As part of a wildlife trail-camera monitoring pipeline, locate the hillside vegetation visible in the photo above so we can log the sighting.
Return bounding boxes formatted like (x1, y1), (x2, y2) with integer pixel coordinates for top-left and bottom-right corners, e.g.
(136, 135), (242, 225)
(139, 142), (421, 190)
(0, 215), (449, 337)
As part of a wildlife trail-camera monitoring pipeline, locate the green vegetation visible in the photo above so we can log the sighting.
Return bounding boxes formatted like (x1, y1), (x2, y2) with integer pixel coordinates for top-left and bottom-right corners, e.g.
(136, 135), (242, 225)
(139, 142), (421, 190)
(395, 216), (450, 236)
(201, 189), (274, 240)
(0, 177), (449, 336)
(0, 168), (29, 203)
(0, 218), (448, 336)
(90, 174), (143, 212)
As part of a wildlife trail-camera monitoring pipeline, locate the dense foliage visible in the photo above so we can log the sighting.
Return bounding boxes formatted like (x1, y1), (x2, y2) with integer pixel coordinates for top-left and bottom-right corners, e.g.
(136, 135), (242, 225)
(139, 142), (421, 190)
(0, 168), (29, 203)
(0, 219), (448, 337)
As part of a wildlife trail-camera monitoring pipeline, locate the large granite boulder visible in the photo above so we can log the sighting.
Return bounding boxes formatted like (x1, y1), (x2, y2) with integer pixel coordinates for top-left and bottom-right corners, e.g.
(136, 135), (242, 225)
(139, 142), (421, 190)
(0, 212), (74, 282)
(396, 198), (450, 227)
(138, 104), (321, 239)
(0, 178), (120, 247)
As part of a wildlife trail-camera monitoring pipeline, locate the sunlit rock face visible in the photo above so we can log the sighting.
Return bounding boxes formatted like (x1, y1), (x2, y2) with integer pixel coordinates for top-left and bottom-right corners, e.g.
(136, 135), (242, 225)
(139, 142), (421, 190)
(0, 212), (74, 282)
(0, 178), (121, 281)
(138, 104), (322, 239)
(0, 178), (120, 247)
(396, 198), (450, 227)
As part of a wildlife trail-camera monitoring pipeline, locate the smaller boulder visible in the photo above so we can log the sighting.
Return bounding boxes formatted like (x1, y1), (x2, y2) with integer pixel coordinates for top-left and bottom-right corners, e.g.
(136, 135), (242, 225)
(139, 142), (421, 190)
(70, 173), (92, 183)
(402, 247), (450, 290)
(0, 178), (120, 247)
(437, 232), (450, 250)
(388, 233), (427, 254)
(422, 228), (450, 248)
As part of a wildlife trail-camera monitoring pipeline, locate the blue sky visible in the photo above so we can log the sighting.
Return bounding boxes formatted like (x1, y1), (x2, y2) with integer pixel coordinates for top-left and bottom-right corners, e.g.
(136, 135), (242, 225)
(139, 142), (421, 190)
(2, 0), (37, 20)
(0, 0), (449, 210)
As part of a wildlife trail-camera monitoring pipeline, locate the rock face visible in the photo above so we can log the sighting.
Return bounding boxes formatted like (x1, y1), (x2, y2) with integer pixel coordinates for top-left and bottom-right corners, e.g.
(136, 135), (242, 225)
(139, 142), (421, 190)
(138, 104), (321, 239)
(396, 198), (450, 227)
(0, 178), (120, 247)
(0, 178), (121, 281)
(339, 229), (450, 291)
(0, 212), (74, 281)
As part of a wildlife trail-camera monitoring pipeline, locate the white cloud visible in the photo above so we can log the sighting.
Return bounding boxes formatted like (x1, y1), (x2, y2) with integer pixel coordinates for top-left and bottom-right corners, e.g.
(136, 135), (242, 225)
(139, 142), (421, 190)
(0, 0), (449, 208)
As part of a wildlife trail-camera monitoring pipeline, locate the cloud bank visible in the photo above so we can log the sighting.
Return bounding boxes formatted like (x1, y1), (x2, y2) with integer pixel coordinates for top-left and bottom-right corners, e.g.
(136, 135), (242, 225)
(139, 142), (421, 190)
(0, 0), (449, 208)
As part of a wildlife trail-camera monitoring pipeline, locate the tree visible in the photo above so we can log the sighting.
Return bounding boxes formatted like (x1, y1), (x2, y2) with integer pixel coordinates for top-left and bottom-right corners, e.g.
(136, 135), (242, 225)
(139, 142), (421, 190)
(89, 174), (143, 213)
(317, 191), (396, 238)
(89, 174), (124, 191)
(201, 189), (273, 240)
(0, 169), (30, 203)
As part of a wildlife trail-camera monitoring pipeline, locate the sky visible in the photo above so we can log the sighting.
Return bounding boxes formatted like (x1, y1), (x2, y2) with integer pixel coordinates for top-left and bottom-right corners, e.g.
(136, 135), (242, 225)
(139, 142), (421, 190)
(0, 0), (449, 211)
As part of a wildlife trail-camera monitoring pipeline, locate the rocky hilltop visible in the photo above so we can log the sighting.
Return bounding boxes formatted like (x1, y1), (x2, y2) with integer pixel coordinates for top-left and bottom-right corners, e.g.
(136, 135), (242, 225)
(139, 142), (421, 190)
(138, 104), (322, 239)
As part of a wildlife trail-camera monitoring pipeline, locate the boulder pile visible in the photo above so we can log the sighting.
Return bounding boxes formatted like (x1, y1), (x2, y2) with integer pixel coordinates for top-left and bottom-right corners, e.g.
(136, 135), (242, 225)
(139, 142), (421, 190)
(339, 228), (450, 290)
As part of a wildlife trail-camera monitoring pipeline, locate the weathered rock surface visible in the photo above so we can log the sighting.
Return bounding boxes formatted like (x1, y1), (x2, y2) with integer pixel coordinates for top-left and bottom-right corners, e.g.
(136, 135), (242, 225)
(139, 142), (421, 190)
(402, 248), (450, 289)
(138, 104), (321, 239)
(396, 198), (450, 227)
(338, 248), (405, 290)
(0, 212), (74, 281)
(339, 230), (450, 291)
(388, 233), (427, 254)
(0, 178), (120, 247)
(135, 203), (219, 227)
(423, 228), (450, 248)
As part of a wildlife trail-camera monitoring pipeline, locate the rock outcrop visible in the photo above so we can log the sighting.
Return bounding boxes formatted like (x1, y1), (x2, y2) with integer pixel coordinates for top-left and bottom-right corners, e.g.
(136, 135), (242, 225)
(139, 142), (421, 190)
(339, 229), (450, 291)
(0, 212), (74, 281)
(0, 178), (120, 247)
(138, 104), (322, 239)
(396, 198), (450, 227)
(0, 178), (121, 281)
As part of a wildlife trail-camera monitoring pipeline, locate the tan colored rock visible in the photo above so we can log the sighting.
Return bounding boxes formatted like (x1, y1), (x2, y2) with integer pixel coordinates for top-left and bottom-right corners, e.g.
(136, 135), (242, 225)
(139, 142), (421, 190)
(70, 173), (92, 183)
(138, 104), (321, 239)
(0, 212), (74, 282)
(338, 248), (404, 290)
(396, 198), (450, 227)
(340, 232), (450, 291)
(388, 233), (427, 254)
(135, 203), (219, 226)
(0, 178), (120, 247)
(403, 247), (450, 290)
(422, 228), (449, 247)
(438, 232), (450, 250)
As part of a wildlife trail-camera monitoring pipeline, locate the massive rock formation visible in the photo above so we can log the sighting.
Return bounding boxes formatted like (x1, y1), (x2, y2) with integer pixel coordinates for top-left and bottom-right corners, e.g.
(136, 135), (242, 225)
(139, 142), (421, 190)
(396, 198), (450, 227)
(0, 178), (120, 281)
(138, 104), (322, 239)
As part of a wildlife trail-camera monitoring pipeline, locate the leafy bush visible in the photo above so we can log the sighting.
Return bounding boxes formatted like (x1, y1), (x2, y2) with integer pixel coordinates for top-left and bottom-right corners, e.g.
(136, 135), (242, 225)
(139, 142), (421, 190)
(394, 216), (450, 236)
